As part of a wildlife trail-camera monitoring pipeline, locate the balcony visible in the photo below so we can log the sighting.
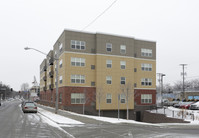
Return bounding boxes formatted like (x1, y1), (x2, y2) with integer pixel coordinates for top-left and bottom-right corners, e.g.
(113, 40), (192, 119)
(49, 84), (54, 90)
(43, 87), (47, 91)
(49, 58), (54, 66)
(49, 71), (54, 78)
(43, 76), (47, 81)
(43, 66), (47, 71)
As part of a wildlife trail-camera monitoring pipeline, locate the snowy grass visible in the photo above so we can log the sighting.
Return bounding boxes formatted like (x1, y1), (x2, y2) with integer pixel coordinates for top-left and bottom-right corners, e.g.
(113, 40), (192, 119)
(150, 106), (199, 124)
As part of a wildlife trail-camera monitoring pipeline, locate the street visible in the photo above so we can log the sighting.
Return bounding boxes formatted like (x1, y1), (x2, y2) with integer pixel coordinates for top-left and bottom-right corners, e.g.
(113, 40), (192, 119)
(0, 100), (65, 138)
(1, 99), (199, 138)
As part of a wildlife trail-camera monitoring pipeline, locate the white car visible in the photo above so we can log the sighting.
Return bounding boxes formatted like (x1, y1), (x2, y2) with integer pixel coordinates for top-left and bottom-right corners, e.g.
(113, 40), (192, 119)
(189, 101), (199, 110)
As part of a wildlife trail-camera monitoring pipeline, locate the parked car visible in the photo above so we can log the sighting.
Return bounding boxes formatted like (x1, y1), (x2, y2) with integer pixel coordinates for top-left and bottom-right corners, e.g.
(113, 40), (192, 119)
(179, 102), (194, 109)
(22, 101), (37, 113)
(173, 101), (184, 108)
(163, 99), (179, 106)
(190, 101), (199, 110)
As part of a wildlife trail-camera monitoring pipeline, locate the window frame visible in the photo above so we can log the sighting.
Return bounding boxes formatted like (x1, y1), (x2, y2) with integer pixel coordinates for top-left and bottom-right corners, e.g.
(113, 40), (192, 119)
(59, 59), (62, 68)
(120, 61), (126, 69)
(141, 63), (152, 71)
(71, 57), (85, 67)
(141, 49), (152, 57)
(71, 93), (85, 104)
(141, 78), (152, 86)
(106, 43), (112, 52)
(106, 76), (112, 84)
(120, 45), (126, 54)
(59, 76), (63, 84)
(121, 77), (126, 85)
(71, 40), (86, 50)
(141, 94), (152, 103)
(106, 60), (112, 68)
(71, 75), (85, 84)
(120, 93), (126, 103)
(106, 93), (112, 104)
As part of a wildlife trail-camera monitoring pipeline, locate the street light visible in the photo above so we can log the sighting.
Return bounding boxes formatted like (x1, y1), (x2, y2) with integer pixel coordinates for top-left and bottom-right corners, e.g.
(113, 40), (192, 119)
(161, 74), (166, 107)
(24, 47), (59, 114)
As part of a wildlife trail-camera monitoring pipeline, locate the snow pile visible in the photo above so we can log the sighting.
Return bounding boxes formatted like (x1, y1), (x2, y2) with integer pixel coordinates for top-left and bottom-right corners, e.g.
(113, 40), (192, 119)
(38, 107), (84, 125)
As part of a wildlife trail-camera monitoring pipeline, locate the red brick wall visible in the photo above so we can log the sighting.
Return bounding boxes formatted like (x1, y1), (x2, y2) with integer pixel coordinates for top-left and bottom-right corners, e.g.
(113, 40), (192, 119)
(40, 87), (96, 106)
(134, 89), (156, 105)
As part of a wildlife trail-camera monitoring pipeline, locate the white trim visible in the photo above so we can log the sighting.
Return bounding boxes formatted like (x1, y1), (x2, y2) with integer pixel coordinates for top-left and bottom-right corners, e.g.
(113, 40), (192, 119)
(59, 51), (156, 62)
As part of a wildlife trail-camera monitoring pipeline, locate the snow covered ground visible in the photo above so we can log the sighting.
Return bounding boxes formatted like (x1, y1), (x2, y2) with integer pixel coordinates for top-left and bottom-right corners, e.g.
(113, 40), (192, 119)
(38, 104), (160, 126)
(150, 106), (199, 124)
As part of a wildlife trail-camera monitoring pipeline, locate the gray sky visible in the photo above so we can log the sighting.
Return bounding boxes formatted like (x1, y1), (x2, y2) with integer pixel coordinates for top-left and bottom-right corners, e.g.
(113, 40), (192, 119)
(1, 0), (199, 91)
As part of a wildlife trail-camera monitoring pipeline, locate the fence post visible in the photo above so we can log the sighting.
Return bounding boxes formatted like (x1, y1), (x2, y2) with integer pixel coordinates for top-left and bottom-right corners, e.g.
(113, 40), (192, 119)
(172, 111), (174, 118)
(193, 114), (194, 121)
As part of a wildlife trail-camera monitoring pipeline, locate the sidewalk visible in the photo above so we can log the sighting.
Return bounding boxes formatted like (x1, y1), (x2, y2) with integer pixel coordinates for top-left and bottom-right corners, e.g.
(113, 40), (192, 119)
(37, 104), (110, 125)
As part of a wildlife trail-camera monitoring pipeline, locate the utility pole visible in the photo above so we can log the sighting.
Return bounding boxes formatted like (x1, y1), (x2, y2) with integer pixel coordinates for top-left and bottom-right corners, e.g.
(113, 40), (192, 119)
(180, 64), (187, 101)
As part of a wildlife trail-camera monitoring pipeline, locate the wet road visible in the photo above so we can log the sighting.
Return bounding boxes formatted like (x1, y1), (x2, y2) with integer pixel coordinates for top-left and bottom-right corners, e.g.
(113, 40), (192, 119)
(0, 100), (64, 138)
(1, 100), (199, 138)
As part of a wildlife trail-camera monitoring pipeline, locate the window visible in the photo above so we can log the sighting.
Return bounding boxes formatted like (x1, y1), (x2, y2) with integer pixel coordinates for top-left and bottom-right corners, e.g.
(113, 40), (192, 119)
(71, 93), (85, 104)
(141, 94), (152, 103)
(141, 78), (152, 86)
(59, 43), (63, 52)
(120, 94), (126, 103)
(106, 93), (112, 103)
(71, 75), (85, 84)
(120, 45), (126, 54)
(120, 61), (126, 69)
(141, 49), (152, 57)
(106, 76), (112, 84)
(106, 43), (112, 52)
(91, 65), (95, 70)
(141, 64), (152, 71)
(71, 40), (86, 50)
(106, 60), (112, 68)
(59, 93), (62, 103)
(121, 77), (126, 84)
(54, 51), (57, 58)
(71, 57), (85, 67)
(59, 76), (62, 84)
(59, 60), (62, 68)
(91, 81), (95, 86)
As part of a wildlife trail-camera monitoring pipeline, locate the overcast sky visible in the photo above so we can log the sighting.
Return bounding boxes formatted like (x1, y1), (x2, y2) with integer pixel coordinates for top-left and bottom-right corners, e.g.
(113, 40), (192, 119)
(1, 0), (199, 91)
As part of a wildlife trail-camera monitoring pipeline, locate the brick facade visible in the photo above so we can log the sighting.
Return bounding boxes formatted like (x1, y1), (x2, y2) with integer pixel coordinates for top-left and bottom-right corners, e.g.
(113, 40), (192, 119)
(40, 86), (97, 114)
(134, 89), (156, 105)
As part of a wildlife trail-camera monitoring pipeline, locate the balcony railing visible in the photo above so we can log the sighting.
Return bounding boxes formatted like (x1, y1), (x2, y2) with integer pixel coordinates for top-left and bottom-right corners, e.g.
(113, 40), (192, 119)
(49, 58), (54, 66)
(49, 71), (54, 78)
(43, 87), (47, 91)
(43, 66), (47, 71)
(49, 84), (54, 90)
(43, 76), (47, 81)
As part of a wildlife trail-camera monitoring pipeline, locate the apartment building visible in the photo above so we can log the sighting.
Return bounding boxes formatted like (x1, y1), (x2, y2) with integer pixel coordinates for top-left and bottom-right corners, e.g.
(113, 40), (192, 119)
(39, 29), (156, 119)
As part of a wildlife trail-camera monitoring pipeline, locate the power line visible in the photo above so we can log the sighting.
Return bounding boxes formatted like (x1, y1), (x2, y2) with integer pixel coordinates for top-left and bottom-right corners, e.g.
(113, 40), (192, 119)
(81, 0), (118, 31)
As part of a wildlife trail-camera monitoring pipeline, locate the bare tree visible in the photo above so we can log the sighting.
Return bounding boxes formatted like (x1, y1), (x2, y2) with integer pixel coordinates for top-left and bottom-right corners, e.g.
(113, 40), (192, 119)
(120, 82), (133, 120)
(96, 86), (105, 117)
(82, 88), (90, 115)
(21, 83), (29, 99)
(21, 83), (29, 91)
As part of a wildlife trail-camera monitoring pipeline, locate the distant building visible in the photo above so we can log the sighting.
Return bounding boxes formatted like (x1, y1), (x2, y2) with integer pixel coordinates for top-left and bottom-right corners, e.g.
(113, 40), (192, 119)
(39, 29), (156, 119)
(30, 76), (39, 101)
